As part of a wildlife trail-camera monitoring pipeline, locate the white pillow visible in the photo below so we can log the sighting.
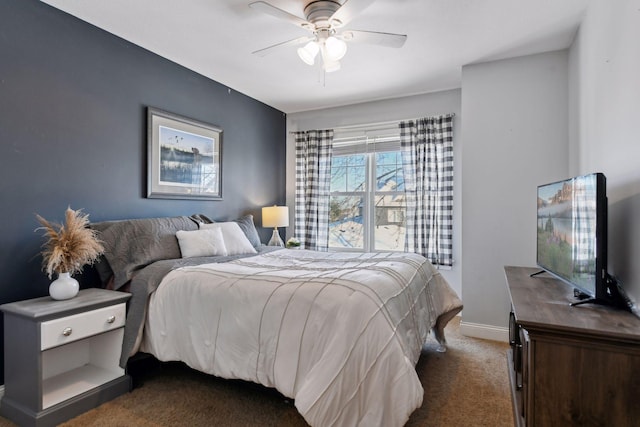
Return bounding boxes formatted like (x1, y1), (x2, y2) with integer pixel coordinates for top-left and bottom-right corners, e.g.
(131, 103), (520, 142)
(176, 228), (228, 258)
(200, 222), (257, 255)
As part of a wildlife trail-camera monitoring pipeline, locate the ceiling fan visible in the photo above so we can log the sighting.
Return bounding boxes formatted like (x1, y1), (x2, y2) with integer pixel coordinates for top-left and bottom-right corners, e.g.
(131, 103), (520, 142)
(249, 0), (407, 73)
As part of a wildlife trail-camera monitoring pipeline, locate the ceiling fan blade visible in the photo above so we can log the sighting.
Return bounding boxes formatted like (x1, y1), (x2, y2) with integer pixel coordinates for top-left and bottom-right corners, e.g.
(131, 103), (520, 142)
(341, 30), (407, 48)
(329, 0), (376, 27)
(252, 36), (313, 57)
(249, 1), (311, 29)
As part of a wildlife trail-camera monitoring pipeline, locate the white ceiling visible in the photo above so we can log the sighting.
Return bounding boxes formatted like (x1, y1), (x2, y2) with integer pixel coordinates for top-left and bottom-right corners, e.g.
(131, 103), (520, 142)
(40, 0), (589, 113)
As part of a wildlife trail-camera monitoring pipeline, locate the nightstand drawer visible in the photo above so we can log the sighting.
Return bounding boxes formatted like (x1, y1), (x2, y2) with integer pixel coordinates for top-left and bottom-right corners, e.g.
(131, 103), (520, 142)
(41, 303), (126, 350)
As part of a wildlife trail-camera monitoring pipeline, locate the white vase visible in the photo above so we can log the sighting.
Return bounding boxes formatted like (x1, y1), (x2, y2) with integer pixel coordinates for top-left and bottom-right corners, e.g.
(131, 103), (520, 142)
(49, 272), (79, 300)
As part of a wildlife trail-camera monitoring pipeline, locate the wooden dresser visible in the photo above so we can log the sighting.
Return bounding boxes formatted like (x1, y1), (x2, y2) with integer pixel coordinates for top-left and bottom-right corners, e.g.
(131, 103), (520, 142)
(504, 266), (640, 427)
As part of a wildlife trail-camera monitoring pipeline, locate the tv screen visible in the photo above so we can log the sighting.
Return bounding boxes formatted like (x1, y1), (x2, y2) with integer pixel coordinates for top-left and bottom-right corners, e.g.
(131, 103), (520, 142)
(536, 173), (606, 298)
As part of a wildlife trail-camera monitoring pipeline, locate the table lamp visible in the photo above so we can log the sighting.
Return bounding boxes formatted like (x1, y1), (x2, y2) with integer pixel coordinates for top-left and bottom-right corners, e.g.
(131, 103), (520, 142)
(262, 205), (289, 247)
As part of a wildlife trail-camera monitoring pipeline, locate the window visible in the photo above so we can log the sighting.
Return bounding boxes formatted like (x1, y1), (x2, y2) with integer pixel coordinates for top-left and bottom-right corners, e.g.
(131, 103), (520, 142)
(295, 115), (453, 264)
(329, 131), (406, 252)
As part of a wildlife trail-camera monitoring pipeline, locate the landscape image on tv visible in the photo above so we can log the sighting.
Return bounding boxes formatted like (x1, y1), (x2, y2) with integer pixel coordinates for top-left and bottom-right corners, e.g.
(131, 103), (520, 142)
(537, 175), (597, 294)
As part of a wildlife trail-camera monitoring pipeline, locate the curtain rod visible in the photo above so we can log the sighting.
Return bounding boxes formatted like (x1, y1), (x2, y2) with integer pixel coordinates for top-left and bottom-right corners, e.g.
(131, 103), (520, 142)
(288, 119), (400, 134)
(289, 113), (455, 134)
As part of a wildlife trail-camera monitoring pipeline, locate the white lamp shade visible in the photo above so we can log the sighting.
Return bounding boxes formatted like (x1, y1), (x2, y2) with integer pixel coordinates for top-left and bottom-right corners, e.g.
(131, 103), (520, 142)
(262, 206), (289, 228)
(323, 59), (341, 73)
(325, 36), (347, 61)
(319, 44), (341, 73)
(297, 41), (319, 65)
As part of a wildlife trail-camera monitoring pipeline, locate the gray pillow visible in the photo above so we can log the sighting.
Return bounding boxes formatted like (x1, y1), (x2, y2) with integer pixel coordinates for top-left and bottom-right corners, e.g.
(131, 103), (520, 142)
(95, 216), (198, 290)
(233, 214), (262, 248)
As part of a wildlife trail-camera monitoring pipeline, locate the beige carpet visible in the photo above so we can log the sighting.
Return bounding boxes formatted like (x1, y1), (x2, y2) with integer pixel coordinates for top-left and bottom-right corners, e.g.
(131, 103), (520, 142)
(0, 317), (513, 426)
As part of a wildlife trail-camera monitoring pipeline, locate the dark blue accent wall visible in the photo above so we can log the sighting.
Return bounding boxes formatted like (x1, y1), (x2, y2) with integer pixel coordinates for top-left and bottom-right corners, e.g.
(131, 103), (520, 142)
(0, 1), (286, 382)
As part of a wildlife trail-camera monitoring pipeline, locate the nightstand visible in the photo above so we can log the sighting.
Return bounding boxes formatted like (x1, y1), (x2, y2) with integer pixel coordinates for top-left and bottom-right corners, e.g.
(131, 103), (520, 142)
(0, 288), (131, 427)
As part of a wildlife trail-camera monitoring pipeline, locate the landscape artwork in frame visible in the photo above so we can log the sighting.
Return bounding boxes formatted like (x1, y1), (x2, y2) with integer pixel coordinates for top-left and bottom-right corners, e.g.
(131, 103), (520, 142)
(147, 108), (222, 200)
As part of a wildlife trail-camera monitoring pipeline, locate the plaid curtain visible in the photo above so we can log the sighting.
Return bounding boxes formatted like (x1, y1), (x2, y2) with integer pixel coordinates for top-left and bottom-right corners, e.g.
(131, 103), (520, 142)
(294, 129), (334, 251)
(400, 115), (454, 266)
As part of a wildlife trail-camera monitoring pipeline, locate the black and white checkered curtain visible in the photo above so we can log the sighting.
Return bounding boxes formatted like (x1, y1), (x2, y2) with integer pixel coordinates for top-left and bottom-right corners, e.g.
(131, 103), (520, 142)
(294, 129), (334, 251)
(400, 115), (454, 267)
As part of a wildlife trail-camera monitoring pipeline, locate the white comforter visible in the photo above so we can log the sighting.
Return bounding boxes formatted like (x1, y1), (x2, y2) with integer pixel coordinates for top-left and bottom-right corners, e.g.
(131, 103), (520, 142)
(140, 249), (462, 427)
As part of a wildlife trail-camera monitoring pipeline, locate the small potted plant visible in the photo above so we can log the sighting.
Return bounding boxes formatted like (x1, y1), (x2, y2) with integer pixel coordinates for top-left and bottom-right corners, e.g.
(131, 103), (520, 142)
(36, 207), (104, 300)
(286, 237), (301, 249)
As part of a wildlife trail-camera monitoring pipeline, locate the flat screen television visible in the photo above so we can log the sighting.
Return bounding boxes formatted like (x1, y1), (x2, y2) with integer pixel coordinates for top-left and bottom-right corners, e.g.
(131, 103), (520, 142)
(536, 172), (611, 305)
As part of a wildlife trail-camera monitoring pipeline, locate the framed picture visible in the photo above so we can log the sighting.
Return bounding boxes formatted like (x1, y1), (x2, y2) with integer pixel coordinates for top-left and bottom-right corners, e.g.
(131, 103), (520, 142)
(147, 107), (222, 200)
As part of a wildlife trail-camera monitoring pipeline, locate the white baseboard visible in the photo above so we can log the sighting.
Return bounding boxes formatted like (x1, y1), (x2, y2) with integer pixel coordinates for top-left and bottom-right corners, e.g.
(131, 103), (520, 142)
(460, 320), (509, 343)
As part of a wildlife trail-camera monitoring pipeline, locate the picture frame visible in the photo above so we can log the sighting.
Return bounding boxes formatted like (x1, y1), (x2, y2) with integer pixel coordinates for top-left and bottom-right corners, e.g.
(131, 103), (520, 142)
(147, 107), (222, 200)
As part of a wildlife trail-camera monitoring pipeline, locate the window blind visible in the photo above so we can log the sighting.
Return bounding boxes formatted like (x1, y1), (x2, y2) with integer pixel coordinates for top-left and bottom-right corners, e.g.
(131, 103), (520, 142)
(332, 125), (401, 156)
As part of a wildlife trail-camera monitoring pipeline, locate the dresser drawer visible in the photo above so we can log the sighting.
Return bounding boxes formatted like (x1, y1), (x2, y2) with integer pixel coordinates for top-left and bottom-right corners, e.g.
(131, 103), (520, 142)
(41, 303), (126, 350)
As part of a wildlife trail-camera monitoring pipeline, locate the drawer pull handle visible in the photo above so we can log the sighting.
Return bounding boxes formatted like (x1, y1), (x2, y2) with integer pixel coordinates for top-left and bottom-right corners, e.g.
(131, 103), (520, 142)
(62, 327), (72, 337)
(107, 315), (116, 324)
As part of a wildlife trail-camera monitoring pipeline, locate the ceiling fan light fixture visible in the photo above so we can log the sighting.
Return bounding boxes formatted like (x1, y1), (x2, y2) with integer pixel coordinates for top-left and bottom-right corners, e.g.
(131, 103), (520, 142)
(297, 41), (320, 65)
(325, 36), (347, 61)
(252, 0), (409, 74)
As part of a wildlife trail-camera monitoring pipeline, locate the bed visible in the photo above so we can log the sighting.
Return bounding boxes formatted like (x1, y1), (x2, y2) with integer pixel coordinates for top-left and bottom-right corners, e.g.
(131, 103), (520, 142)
(91, 215), (463, 427)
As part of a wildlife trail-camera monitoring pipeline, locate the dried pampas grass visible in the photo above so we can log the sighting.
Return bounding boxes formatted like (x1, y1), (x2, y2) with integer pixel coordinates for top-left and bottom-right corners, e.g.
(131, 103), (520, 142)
(36, 207), (104, 279)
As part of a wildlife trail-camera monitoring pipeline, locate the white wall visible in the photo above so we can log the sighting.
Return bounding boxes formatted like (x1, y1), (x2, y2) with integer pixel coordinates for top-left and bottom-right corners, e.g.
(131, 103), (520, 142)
(286, 90), (463, 297)
(569, 0), (640, 309)
(460, 51), (570, 336)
